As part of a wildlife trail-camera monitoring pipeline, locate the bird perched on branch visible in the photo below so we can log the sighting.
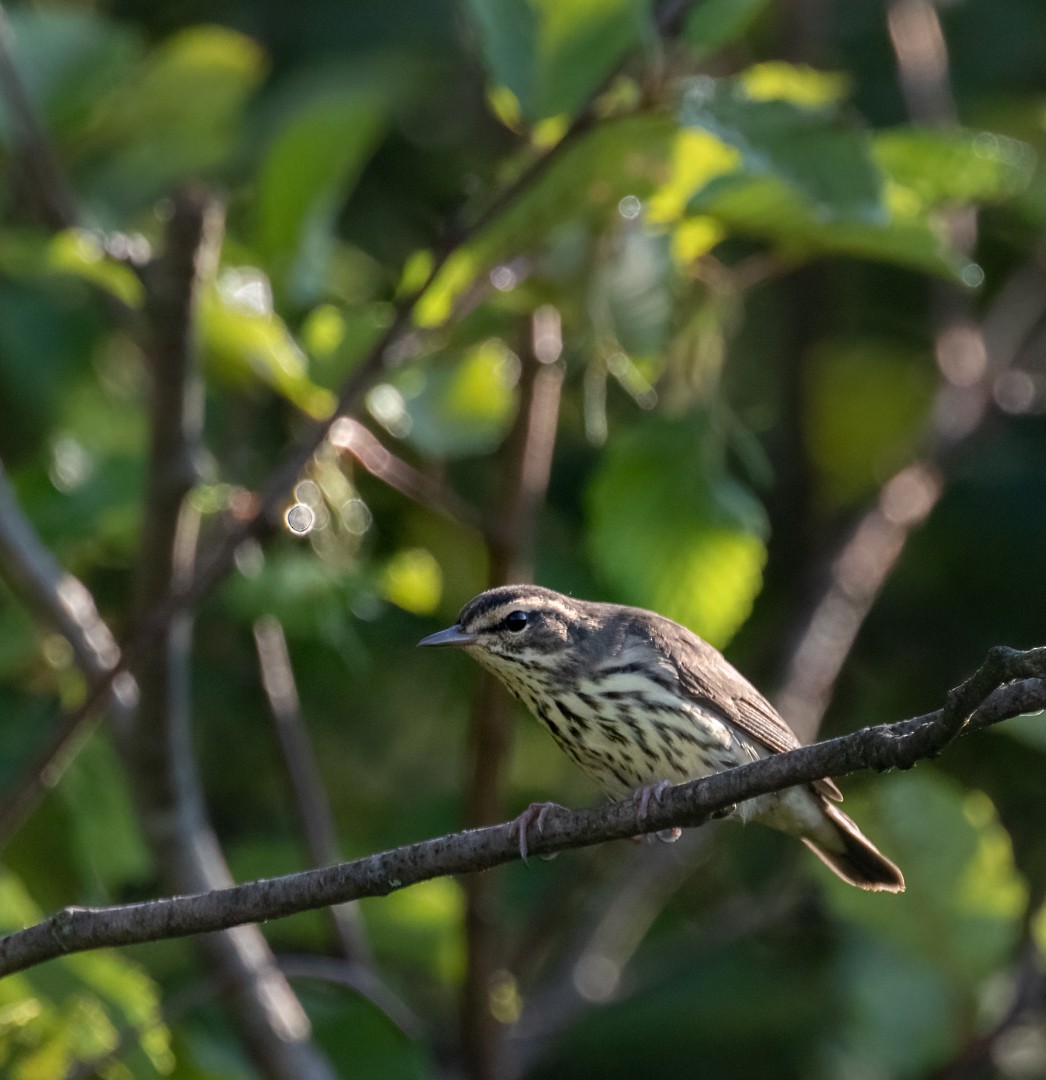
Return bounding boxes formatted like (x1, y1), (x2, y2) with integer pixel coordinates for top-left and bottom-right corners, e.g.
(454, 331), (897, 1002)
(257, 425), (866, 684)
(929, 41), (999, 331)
(419, 584), (904, 892)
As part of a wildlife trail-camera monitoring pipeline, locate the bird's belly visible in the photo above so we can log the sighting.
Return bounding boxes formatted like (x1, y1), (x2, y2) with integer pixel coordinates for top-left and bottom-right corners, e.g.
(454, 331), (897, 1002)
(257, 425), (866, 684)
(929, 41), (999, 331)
(541, 692), (762, 801)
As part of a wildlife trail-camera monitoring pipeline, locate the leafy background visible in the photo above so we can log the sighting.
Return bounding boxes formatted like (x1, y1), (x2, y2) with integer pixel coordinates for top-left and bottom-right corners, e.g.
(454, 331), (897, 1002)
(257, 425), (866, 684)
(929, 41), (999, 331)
(1, 0), (1046, 1077)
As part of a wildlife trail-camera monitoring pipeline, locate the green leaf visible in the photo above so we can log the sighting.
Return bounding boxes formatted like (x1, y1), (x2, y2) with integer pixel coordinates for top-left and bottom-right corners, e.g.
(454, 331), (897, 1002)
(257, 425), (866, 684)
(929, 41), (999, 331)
(680, 75), (885, 223)
(58, 736), (150, 895)
(393, 338), (519, 458)
(255, 90), (384, 301)
(874, 127), (1036, 208)
(827, 773), (1026, 1074)
(684, 0), (771, 56)
(200, 274), (335, 418)
(415, 113), (676, 325)
(686, 171), (963, 276)
(82, 26), (267, 211)
(828, 773), (1026, 983)
(0, 870), (173, 1077)
(586, 414), (767, 646)
(466, 0), (653, 123)
(0, 8), (140, 141)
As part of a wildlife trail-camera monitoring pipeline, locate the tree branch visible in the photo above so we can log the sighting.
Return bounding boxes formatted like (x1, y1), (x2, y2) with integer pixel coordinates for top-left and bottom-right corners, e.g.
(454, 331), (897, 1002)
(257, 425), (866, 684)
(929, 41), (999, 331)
(126, 188), (337, 1080)
(3, 647), (1042, 980)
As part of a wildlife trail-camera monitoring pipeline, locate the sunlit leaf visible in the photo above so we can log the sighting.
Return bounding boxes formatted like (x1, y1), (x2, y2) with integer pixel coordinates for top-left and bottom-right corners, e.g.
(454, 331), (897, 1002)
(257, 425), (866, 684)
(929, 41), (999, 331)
(586, 414), (767, 646)
(828, 773), (1026, 982)
(686, 171), (963, 276)
(739, 62), (849, 107)
(46, 229), (144, 307)
(81, 26), (267, 210)
(200, 274), (335, 418)
(0, 870), (173, 1077)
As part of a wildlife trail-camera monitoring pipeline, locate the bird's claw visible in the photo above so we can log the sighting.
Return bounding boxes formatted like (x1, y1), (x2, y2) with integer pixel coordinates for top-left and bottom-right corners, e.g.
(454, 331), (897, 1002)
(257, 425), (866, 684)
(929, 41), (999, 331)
(509, 801), (560, 863)
(633, 779), (673, 827)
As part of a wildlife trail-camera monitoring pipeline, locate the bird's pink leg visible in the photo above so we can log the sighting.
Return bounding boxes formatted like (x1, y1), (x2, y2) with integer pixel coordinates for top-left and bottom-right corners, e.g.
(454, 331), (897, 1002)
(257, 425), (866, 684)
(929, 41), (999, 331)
(508, 801), (561, 862)
(633, 780), (681, 843)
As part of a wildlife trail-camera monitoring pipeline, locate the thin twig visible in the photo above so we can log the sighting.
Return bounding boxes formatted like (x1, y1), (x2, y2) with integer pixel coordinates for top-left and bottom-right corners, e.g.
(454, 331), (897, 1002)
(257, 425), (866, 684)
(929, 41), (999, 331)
(254, 615), (373, 963)
(2, 647), (1043, 979)
(0, 465), (138, 838)
(330, 418), (483, 530)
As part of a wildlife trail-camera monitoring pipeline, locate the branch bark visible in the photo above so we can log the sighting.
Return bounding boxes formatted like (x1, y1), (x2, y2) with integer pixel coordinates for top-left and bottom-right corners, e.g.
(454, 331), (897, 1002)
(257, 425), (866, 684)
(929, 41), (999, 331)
(2, 647), (1043, 980)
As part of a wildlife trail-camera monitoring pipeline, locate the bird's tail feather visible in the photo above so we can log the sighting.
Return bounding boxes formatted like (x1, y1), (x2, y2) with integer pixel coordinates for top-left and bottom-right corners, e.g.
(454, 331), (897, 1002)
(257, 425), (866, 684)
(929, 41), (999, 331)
(804, 799), (905, 893)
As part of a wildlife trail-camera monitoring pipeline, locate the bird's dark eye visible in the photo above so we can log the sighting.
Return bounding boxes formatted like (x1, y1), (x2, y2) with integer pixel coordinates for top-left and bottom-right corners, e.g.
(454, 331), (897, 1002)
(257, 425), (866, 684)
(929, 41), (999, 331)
(504, 610), (529, 632)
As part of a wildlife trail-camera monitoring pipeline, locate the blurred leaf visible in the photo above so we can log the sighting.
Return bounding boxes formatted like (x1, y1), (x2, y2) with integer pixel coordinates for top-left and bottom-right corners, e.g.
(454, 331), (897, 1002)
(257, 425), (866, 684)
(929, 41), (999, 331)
(0, 8), (139, 141)
(200, 272), (335, 418)
(831, 934), (956, 1076)
(683, 0), (770, 57)
(58, 736), (150, 896)
(996, 709), (1046, 751)
(396, 338), (519, 457)
(255, 90), (384, 302)
(804, 339), (936, 506)
(363, 877), (464, 984)
(46, 229), (144, 307)
(669, 73), (997, 277)
(380, 548), (443, 615)
(829, 774), (1026, 984)
(680, 74), (884, 223)
(739, 62), (849, 107)
(415, 114), (676, 325)
(0, 278), (101, 463)
(225, 550), (371, 663)
(826, 774), (1026, 1074)
(0, 870), (173, 1078)
(591, 228), (674, 356)
(586, 414), (767, 646)
(465, 0), (652, 123)
(874, 127), (1036, 207)
(82, 26), (267, 211)
(686, 171), (963, 276)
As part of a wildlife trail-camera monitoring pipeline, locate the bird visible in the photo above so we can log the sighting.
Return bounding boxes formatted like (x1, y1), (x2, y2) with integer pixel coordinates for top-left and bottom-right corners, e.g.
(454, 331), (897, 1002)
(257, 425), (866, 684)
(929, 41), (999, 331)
(418, 584), (904, 892)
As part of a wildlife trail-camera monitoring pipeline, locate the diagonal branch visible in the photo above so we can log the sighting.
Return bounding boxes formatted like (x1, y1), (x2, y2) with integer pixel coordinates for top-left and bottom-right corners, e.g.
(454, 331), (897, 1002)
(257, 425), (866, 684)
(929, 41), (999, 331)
(2, 645), (1043, 980)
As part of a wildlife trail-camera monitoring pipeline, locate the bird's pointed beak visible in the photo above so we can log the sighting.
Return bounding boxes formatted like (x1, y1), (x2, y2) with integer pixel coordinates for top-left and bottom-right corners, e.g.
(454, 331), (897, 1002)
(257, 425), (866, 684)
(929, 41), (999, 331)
(417, 623), (478, 649)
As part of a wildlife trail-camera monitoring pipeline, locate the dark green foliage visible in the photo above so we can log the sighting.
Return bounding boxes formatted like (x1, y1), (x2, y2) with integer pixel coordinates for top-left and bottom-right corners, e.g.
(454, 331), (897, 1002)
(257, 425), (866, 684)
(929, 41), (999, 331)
(1, 0), (1045, 1077)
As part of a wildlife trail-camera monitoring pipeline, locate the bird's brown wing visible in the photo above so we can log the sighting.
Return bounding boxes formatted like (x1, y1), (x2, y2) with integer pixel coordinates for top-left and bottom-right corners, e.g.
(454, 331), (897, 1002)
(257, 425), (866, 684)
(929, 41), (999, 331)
(649, 618), (843, 802)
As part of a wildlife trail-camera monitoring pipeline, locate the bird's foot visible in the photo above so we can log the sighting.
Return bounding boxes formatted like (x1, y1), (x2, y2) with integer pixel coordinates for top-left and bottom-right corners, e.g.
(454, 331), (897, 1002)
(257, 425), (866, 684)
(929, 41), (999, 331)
(633, 779), (673, 826)
(509, 801), (561, 863)
(711, 802), (737, 821)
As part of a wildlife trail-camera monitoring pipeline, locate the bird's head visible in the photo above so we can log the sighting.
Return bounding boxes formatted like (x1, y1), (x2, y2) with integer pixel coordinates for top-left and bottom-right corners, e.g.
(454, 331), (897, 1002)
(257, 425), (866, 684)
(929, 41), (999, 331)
(418, 585), (585, 674)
